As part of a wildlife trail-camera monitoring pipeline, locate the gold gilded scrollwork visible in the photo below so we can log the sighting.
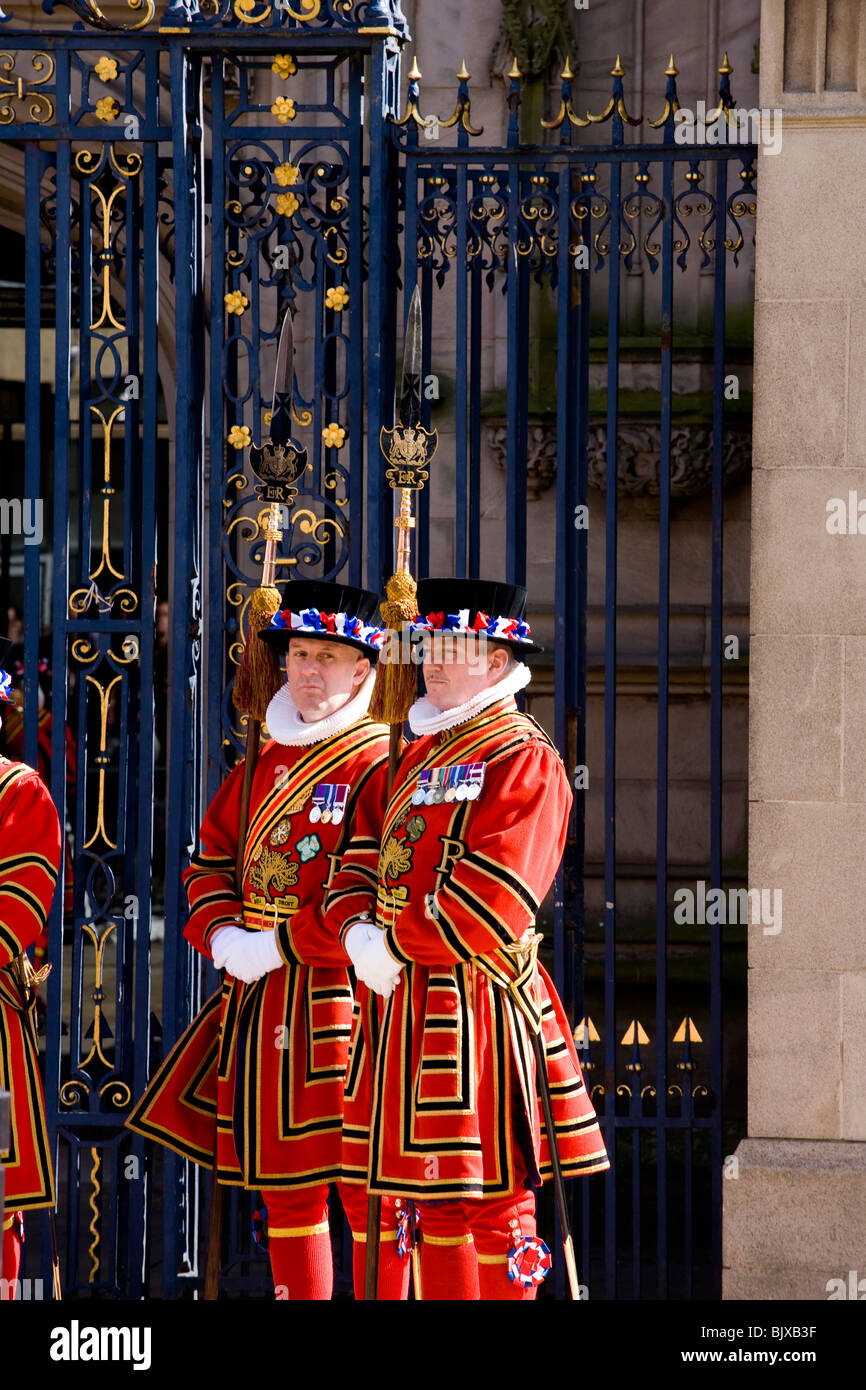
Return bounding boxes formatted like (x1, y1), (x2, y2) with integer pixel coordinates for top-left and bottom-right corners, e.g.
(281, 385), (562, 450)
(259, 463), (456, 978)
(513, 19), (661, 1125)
(69, 582), (113, 616)
(110, 636), (141, 664)
(233, 0), (272, 25)
(89, 404), (127, 583)
(282, 0), (322, 18)
(100, 1079), (132, 1108)
(59, 1079), (89, 1107)
(294, 509), (345, 546)
(76, 921), (118, 1072)
(59, 916), (124, 1140)
(83, 676), (121, 849)
(324, 226), (348, 265)
(77, 0), (153, 30)
(71, 638), (100, 665)
(324, 471), (348, 507)
(88, 1147), (101, 1283)
(0, 51), (55, 125)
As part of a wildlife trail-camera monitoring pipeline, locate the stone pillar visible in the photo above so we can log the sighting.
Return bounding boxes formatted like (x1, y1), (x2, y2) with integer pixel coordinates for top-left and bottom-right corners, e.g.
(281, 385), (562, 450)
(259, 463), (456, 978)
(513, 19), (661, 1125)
(724, 0), (866, 1299)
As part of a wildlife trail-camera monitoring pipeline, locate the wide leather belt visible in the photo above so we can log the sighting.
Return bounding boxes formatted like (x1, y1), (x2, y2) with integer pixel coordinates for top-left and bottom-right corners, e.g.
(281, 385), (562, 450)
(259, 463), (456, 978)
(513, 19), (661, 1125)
(242, 902), (299, 932)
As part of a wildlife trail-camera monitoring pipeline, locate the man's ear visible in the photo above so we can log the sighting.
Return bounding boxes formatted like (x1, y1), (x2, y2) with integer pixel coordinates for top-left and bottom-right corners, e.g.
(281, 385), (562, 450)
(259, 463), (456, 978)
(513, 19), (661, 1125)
(488, 645), (509, 679)
(353, 656), (371, 691)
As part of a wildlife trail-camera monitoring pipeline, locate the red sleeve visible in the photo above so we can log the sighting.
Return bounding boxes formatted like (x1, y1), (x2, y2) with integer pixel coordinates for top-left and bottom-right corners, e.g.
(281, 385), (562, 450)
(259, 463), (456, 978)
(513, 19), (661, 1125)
(181, 762), (246, 960)
(323, 756), (396, 949)
(0, 765), (62, 967)
(383, 742), (571, 968)
(278, 756), (393, 968)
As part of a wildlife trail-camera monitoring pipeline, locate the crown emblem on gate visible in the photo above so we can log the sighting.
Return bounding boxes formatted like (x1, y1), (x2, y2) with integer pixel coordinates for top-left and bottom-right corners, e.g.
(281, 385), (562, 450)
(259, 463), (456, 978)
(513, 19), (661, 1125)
(379, 424), (438, 490)
(249, 439), (308, 503)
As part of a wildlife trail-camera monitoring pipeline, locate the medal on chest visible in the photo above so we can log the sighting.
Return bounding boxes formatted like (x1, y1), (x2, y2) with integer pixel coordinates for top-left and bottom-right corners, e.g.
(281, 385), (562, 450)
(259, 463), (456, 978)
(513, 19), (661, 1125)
(411, 762), (486, 807)
(309, 782), (349, 826)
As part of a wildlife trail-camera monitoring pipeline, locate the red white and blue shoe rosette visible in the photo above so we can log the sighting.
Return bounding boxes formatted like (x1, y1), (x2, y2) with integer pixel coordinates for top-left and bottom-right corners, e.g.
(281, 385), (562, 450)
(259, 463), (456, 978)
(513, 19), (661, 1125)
(507, 1234), (552, 1287)
(252, 1204), (269, 1254)
(396, 1203), (419, 1258)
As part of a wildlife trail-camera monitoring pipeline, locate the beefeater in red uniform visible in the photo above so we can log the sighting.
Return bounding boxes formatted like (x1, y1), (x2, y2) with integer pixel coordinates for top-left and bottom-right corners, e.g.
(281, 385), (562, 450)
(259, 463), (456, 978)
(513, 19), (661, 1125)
(328, 579), (609, 1299)
(126, 581), (409, 1300)
(0, 639), (62, 1298)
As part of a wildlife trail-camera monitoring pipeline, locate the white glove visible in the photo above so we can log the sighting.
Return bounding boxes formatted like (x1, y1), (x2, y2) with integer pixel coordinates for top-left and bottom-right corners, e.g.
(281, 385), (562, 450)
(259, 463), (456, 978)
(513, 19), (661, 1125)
(222, 929), (284, 984)
(351, 928), (404, 999)
(210, 924), (247, 971)
(344, 920), (376, 967)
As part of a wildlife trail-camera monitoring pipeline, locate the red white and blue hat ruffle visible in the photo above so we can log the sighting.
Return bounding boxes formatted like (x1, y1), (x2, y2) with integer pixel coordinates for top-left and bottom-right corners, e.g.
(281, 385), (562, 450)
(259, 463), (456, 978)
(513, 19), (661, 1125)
(269, 606), (385, 650)
(409, 577), (543, 654)
(258, 579), (385, 660)
(410, 607), (532, 646)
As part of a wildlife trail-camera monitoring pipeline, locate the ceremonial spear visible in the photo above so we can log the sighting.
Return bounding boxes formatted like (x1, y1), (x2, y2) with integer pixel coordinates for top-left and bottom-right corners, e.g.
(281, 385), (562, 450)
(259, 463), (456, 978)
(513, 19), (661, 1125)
(364, 286), (437, 1301)
(203, 309), (303, 1299)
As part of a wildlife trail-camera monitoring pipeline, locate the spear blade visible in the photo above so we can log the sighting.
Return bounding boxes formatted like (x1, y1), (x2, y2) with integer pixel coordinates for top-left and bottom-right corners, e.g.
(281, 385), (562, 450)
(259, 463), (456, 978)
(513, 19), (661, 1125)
(269, 306), (294, 448)
(399, 284), (423, 430)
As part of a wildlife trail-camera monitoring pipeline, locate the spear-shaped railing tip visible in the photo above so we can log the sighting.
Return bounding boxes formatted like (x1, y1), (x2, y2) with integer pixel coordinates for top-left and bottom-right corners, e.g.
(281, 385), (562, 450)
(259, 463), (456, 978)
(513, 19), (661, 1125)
(611, 54), (626, 77)
(561, 55), (574, 80)
(394, 56), (438, 131)
(719, 51), (733, 74)
(508, 56), (521, 80)
(650, 53), (681, 127)
(442, 57), (483, 135)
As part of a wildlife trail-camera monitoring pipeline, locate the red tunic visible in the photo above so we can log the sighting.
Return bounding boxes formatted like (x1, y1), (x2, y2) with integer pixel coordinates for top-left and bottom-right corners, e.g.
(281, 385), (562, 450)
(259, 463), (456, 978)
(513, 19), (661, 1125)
(328, 697), (609, 1200)
(127, 717), (391, 1190)
(0, 758), (62, 1213)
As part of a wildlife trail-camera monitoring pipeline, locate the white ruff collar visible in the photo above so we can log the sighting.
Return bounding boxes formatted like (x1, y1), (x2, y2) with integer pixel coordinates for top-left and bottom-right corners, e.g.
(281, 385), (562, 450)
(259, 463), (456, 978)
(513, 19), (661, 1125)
(408, 662), (532, 736)
(265, 667), (377, 746)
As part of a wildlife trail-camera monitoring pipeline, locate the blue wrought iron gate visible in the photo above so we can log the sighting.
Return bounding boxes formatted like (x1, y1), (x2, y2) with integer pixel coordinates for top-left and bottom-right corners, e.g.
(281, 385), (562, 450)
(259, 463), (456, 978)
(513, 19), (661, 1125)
(0, 2), (754, 1300)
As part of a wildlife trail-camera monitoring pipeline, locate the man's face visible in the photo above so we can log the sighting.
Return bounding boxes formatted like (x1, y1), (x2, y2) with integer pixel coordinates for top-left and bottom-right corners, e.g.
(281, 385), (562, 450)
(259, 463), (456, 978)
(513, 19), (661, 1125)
(420, 633), (509, 711)
(285, 637), (370, 723)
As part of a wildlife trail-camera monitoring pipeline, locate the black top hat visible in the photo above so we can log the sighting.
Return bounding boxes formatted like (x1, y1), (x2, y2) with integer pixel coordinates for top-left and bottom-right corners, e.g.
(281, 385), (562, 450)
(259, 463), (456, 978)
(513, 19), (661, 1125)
(412, 577), (542, 655)
(258, 579), (385, 661)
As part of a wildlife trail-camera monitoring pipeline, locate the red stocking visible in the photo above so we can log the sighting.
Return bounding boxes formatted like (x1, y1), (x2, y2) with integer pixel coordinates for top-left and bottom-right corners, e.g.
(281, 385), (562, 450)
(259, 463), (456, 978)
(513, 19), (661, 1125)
(265, 1187), (333, 1301)
(1, 1215), (22, 1300)
(419, 1236), (479, 1301)
(338, 1184), (411, 1301)
(269, 1230), (333, 1301)
(477, 1256), (537, 1301)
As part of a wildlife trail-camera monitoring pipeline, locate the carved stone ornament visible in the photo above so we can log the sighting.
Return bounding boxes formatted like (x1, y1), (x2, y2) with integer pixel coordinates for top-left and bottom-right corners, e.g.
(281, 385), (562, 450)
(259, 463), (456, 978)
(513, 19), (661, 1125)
(486, 419), (752, 499)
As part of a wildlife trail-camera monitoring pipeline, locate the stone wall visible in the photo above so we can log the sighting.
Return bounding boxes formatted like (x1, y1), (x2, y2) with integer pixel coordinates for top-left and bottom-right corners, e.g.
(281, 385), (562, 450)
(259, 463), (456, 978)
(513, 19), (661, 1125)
(724, 0), (866, 1300)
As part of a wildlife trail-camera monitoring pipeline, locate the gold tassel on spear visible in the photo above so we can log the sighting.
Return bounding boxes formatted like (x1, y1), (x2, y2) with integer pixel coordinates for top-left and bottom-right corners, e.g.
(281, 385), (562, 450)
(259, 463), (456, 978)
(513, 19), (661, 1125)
(364, 285), (438, 1300)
